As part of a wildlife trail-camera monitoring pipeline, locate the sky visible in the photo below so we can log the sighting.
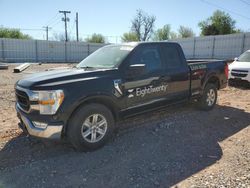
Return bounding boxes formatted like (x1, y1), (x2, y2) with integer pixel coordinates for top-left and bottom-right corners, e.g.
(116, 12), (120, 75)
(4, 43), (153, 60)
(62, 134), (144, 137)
(1, 0), (250, 43)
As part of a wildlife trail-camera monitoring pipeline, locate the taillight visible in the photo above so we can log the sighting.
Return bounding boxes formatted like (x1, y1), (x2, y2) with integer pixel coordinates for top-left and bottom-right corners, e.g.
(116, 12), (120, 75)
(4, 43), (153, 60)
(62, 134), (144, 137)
(225, 63), (229, 80)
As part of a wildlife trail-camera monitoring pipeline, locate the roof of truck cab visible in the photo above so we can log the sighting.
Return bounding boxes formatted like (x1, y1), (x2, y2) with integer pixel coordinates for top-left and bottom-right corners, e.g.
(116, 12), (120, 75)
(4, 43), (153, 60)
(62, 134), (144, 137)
(110, 41), (179, 47)
(125, 41), (178, 45)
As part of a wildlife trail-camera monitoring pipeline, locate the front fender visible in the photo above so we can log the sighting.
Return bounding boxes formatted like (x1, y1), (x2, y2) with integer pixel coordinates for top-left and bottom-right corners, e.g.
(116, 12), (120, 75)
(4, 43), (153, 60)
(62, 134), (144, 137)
(62, 93), (121, 134)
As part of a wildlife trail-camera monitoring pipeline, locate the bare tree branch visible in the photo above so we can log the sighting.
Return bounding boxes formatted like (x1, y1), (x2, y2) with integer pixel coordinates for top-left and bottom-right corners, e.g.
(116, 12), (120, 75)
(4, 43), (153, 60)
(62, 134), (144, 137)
(131, 9), (156, 41)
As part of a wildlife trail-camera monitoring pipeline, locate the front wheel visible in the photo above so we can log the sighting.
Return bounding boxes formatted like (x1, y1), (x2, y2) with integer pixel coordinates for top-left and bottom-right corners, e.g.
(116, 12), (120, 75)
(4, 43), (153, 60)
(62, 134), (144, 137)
(198, 83), (218, 111)
(68, 103), (115, 151)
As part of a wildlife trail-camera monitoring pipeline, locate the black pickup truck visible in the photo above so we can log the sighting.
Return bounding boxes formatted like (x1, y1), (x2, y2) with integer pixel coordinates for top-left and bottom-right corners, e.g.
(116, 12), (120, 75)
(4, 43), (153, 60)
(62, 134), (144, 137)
(15, 42), (228, 150)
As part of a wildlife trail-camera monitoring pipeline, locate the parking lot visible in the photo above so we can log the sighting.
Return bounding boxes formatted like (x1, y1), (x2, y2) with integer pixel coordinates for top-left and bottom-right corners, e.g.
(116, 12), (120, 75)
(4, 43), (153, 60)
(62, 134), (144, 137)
(0, 64), (249, 188)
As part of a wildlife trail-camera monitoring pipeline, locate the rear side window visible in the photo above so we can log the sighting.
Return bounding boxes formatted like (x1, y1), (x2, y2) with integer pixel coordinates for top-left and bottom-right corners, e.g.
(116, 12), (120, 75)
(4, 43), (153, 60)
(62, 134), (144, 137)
(129, 46), (162, 72)
(161, 45), (182, 68)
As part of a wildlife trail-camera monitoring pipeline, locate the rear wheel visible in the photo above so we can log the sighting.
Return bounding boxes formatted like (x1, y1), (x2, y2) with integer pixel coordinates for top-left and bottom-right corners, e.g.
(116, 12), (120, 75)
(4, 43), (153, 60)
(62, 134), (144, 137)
(198, 83), (217, 111)
(68, 103), (115, 151)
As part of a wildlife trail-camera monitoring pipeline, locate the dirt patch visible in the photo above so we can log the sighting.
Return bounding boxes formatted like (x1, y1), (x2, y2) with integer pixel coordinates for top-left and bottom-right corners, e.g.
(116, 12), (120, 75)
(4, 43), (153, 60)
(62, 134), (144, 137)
(0, 64), (249, 188)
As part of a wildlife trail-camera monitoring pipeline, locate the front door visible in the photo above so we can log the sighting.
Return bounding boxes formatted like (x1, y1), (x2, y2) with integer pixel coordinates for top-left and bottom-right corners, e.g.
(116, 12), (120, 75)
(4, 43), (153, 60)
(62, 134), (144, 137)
(122, 44), (169, 109)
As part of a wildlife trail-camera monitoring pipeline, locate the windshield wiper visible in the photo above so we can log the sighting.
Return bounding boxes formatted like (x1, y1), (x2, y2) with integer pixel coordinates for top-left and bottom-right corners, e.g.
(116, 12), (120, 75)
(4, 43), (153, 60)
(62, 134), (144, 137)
(77, 66), (96, 69)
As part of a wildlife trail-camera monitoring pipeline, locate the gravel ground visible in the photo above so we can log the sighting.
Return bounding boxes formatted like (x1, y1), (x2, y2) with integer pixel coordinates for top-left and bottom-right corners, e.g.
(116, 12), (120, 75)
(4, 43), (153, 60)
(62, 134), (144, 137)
(0, 64), (249, 188)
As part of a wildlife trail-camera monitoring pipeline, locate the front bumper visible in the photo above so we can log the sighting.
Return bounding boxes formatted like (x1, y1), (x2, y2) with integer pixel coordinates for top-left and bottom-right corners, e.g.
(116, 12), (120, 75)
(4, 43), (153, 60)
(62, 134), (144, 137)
(16, 104), (63, 139)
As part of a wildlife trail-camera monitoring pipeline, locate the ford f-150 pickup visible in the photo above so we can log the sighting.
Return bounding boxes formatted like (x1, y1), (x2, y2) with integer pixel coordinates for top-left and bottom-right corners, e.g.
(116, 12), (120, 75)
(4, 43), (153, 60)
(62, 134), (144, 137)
(15, 42), (228, 151)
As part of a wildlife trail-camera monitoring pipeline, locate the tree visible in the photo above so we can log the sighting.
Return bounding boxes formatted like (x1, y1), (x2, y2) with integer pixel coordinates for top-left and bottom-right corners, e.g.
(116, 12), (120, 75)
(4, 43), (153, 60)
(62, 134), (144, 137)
(153, 24), (171, 41)
(0, 27), (32, 39)
(153, 25), (178, 41)
(131, 9), (156, 41)
(198, 10), (239, 36)
(170, 32), (178, 40)
(85, 33), (106, 43)
(178, 26), (195, 38)
(121, 32), (139, 42)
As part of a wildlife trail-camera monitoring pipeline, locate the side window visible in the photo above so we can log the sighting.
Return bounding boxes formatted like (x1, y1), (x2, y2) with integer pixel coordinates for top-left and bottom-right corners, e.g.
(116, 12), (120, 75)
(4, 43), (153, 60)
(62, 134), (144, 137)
(161, 46), (182, 68)
(129, 46), (162, 73)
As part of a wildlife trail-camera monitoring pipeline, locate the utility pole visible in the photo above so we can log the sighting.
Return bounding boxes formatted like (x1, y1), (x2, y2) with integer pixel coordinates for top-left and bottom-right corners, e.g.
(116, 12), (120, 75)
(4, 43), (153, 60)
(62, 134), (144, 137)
(76, 12), (79, 42)
(59, 10), (71, 42)
(43, 26), (51, 40)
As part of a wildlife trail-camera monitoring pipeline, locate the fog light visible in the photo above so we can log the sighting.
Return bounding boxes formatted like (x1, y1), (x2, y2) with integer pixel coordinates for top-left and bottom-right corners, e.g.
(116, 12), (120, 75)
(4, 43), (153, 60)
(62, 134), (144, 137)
(32, 121), (48, 129)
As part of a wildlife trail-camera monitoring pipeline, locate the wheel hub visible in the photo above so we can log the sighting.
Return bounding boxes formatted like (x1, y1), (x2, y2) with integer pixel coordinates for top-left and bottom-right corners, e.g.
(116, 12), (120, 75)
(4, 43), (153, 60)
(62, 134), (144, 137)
(81, 114), (108, 143)
(206, 89), (215, 106)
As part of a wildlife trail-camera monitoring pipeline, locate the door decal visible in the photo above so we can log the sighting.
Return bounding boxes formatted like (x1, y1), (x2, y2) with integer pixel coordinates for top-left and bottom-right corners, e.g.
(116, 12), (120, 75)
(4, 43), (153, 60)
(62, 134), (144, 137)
(128, 84), (168, 98)
(128, 89), (134, 98)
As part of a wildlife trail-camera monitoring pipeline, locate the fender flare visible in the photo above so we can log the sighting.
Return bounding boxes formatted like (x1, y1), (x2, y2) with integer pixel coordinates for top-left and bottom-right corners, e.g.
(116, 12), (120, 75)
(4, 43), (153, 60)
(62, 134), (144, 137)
(202, 72), (220, 90)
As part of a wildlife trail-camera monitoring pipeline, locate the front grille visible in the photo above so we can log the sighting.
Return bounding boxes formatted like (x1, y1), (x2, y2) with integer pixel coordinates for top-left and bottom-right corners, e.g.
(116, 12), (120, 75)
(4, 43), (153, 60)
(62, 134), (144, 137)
(231, 72), (247, 77)
(231, 69), (248, 78)
(16, 88), (30, 112)
(232, 69), (248, 73)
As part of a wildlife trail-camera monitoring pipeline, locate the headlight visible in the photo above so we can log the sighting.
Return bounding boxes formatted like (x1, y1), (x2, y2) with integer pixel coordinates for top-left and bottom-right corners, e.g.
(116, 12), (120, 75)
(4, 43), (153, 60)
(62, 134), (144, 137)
(30, 90), (64, 115)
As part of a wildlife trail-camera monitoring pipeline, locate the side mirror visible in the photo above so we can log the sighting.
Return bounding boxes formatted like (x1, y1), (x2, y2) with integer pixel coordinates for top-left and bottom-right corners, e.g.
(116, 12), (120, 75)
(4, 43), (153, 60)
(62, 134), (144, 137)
(126, 64), (146, 78)
(234, 57), (239, 61)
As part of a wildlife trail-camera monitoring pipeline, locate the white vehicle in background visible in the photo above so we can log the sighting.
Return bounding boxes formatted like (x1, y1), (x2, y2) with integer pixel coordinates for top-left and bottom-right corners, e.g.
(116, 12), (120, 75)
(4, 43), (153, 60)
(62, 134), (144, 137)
(229, 50), (250, 84)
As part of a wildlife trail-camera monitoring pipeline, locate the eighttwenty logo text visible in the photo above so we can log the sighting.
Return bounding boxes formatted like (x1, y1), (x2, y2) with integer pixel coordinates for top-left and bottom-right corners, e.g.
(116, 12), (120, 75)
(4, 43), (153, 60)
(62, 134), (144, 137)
(134, 84), (168, 97)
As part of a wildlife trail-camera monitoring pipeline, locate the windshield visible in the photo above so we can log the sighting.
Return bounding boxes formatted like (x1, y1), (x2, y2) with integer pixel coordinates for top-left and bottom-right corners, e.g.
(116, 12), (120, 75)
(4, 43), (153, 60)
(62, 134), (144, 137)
(77, 45), (134, 69)
(238, 51), (250, 62)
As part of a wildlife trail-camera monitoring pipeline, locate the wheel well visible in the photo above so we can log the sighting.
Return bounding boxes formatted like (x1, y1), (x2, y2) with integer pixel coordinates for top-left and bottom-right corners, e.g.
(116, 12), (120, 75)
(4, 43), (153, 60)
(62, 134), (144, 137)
(206, 76), (220, 89)
(79, 98), (119, 120)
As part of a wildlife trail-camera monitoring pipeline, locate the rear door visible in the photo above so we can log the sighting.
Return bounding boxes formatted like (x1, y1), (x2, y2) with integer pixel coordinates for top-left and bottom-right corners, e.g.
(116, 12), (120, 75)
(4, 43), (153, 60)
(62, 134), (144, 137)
(159, 43), (190, 101)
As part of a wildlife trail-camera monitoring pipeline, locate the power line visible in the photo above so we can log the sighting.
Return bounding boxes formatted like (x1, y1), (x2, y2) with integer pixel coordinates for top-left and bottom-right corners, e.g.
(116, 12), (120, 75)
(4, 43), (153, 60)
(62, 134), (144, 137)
(50, 19), (62, 28)
(18, 28), (44, 31)
(200, 0), (250, 21)
(47, 18), (61, 27)
(45, 13), (60, 26)
(239, 0), (250, 6)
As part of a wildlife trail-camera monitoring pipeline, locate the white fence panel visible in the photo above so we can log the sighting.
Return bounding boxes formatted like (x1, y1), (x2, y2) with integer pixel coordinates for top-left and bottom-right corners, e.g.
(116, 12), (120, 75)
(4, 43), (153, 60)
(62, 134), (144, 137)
(195, 36), (214, 59)
(0, 38), (105, 63)
(213, 33), (243, 59)
(0, 40), (3, 60)
(173, 32), (250, 59)
(244, 33), (250, 52)
(37, 40), (65, 62)
(3, 38), (36, 62)
(1, 33), (250, 62)
(175, 38), (194, 59)
(67, 42), (87, 63)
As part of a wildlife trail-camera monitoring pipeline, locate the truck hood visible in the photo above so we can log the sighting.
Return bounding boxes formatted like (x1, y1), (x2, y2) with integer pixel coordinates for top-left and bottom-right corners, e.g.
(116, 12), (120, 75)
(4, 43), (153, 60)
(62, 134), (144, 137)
(229, 61), (250, 70)
(17, 68), (117, 89)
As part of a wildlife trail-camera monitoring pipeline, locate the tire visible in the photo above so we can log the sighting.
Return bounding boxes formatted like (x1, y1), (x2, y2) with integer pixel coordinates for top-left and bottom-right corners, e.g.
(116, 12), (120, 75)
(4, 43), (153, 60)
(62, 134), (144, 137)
(67, 103), (115, 151)
(198, 83), (217, 111)
(228, 79), (235, 87)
